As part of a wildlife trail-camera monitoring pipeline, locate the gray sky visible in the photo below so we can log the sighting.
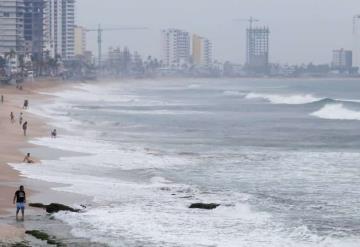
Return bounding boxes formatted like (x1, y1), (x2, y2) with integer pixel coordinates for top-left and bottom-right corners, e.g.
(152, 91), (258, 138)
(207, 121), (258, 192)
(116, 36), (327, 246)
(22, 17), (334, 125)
(77, 0), (360, 65)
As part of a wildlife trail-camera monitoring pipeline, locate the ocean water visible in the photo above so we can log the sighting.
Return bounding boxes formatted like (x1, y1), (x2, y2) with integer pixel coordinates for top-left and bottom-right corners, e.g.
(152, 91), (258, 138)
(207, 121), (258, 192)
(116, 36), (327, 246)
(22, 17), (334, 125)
(11, 78), (360, 246)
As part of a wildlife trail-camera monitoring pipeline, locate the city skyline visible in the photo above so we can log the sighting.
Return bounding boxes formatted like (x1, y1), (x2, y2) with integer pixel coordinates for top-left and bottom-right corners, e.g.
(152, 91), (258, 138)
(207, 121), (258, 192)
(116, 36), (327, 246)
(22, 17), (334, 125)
(77, 0), (360, 65)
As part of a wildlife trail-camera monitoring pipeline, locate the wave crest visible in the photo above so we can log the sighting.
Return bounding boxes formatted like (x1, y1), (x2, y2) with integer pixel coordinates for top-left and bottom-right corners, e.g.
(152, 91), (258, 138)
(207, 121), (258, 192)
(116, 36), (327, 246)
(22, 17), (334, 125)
(245, 93), (322, 104)
(311, 104), (360, 121)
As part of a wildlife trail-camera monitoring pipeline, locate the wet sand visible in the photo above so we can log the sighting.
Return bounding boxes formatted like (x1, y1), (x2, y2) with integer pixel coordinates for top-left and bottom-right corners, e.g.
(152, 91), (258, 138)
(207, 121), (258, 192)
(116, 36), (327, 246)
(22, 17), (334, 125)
(0, 79), (65, 240)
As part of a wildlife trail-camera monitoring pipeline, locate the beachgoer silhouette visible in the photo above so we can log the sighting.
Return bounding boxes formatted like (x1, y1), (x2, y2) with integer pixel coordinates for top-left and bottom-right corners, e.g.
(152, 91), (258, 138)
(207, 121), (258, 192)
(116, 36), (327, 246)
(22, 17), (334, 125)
(13, 185), (26, 221)
(23, 100), (28, 109)
(23, 153), (34, 163)
(22, 121), (28, 136)
(19, 112), (23, 125)
(51, 129), (57, 138)
(10, 112), (15, 123)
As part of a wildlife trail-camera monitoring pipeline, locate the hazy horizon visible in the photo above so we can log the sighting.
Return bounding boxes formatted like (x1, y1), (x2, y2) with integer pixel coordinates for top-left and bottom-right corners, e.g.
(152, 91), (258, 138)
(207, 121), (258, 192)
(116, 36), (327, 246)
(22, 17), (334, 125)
(77, 0), (360, 65)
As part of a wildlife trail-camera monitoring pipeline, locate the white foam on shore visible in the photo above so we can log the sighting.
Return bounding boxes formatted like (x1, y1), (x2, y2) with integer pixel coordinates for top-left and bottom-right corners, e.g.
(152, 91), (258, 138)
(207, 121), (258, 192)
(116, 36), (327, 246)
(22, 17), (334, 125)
(245, 93), (322, 104)
(311, 104), (360, 121)
(11, 143), (360, 246)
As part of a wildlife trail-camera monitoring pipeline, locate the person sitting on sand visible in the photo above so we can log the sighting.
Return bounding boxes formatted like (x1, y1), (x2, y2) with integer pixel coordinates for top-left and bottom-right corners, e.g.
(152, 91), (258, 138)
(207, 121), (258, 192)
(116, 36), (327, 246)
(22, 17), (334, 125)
(23, 153), (34, 164)
(13, 185), (26, 221)
(22, 121), (28, 136)
(51, 129), (57, 138)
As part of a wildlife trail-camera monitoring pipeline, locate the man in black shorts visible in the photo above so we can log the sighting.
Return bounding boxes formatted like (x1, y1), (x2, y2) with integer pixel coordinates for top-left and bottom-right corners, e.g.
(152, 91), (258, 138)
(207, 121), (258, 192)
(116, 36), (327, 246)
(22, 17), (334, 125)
(13, 185), (26, 220)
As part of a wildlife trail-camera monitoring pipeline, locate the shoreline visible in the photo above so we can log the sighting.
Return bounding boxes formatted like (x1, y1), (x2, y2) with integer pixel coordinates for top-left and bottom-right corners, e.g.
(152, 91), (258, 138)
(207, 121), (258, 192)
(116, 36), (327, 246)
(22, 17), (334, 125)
(0, 79), (85, 244)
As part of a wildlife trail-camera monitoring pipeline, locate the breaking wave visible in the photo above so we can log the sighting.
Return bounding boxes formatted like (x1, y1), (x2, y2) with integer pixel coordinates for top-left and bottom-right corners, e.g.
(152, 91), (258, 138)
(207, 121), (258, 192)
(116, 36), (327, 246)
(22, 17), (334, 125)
(245, 93), (323, 104)
(311, 104), (360, 121)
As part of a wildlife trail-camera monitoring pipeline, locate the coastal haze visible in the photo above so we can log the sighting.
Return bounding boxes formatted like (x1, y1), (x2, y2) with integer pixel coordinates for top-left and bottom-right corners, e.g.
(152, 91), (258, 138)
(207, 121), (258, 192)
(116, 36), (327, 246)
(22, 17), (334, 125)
(78, 0), (359, 64)
(1, 0), (360, 246)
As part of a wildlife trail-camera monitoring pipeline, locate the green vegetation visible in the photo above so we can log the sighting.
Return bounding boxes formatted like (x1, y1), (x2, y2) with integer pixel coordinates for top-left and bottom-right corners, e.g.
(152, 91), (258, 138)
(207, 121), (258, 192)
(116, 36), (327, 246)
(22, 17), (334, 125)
(10, 242), (31, 247)
(25, 230), (66, 246)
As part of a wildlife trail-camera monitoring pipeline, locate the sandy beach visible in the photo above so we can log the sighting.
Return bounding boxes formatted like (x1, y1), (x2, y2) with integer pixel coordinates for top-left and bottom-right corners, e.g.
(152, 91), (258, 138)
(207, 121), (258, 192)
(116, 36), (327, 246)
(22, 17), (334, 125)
(0, 79), (66, 242)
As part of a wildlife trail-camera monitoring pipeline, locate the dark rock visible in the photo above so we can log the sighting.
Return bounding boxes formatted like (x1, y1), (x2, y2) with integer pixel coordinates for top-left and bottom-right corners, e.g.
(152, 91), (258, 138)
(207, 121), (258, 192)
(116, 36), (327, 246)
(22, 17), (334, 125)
(25, 230), (65, 246)
(10, 242), (31, 247)
(189, 203), (220, 210)
(29, 202), (80, 213)
(47, 239), (57, 245)
(28, 203), (47, 209)
(46, 203), (80, 213)
(25, 230), (50, 241)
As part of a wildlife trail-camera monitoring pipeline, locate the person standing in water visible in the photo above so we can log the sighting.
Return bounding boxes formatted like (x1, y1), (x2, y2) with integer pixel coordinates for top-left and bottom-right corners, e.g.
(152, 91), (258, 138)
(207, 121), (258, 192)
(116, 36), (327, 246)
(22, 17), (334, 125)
(22, 121), (28, 136)
(13, 185), (26, 221)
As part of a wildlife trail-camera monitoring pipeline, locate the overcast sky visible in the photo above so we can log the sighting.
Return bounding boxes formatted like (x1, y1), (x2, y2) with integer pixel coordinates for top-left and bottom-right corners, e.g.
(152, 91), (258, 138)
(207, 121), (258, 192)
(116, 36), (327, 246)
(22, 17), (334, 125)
(77, 0), (360, 65)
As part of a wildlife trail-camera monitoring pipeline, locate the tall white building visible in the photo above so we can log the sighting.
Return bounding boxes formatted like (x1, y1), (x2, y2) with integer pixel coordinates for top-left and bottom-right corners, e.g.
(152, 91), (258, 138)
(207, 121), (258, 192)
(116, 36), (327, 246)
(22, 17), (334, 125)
(161, 29), (190, 68)
(0, 0), (25, 55)
(44, 0), (75, 60)
(353, 15), (360, 68)
(192, 34), (212, 67)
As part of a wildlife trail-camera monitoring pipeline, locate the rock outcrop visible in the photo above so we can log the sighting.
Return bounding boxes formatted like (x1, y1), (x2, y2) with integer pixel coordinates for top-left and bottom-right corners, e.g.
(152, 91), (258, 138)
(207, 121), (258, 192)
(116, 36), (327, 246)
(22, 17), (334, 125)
(189, 203), (220, 210)
(29, 203), (80, 213)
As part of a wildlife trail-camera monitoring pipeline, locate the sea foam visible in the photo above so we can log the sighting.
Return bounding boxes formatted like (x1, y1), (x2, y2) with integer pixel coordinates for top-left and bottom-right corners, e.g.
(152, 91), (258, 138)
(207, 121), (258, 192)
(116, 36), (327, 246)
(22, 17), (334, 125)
(245, 93), (322, 104)
(311, 103), (360, 121)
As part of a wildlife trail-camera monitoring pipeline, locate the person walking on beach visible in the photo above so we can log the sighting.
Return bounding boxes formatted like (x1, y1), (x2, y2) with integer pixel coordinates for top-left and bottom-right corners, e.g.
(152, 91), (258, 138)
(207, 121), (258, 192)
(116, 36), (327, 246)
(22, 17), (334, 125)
(19, 112), (23, 125)
(22, 121), (28, 136)
(1, 95), (3, 104)
(10, 112), (15, 123)
(23, 153), (34, 163)
(23, 99), (28, 109)
(13, 185), (26, 221)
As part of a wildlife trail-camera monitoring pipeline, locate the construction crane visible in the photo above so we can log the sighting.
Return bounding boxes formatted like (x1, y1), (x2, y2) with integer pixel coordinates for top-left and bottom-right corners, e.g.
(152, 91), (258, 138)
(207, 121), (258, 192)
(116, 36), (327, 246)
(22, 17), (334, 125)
(233, 16), (259, 30)
(85, 25), (148, 67)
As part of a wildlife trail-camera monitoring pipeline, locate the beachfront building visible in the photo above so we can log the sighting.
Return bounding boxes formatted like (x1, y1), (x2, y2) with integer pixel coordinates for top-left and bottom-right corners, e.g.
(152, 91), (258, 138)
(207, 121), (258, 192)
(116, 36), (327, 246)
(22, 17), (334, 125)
(331, 49), (352, 71)
(43, 0), (75, 60)
(192, 34), (212, 68)
(74, 25), (86, 56)
(24, 0), (46, 60)
(161, 29), (190, 68)
(353, 15), (360, 69)
(0, 0), (25, 55)
(246, 27), (270, 72)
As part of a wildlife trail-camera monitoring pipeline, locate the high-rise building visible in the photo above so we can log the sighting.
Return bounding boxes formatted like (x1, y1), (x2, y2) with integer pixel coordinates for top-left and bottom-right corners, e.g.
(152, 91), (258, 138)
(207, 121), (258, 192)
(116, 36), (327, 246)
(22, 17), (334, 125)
(24, 0), (46, 60)
(192, 34), (212, 67)
(161, 29), (190, 68)
(44, 0), (75, 60)
(332, 49), (352, 71)
(246, 27), (270, 70)
(0, 0), (25, 55)
(353, 15), (360, 68)
(74, 25), (86, 56)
